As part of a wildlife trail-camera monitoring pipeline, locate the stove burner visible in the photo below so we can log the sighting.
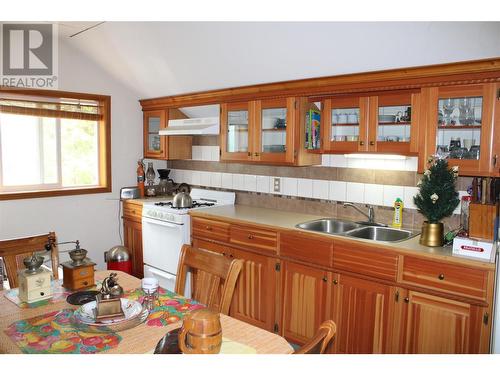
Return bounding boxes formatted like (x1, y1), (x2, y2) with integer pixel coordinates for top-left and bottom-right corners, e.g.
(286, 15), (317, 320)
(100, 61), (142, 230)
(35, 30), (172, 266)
(154, 201), (215, 209)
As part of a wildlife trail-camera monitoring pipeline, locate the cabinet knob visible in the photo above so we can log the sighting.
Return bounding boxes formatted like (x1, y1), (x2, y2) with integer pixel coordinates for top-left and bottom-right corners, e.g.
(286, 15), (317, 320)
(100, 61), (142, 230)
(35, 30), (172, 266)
(370, 141), (375, 146)
(247, 152), (251, 156)
(205, 226), (212, 231)
(229, 254), (234, 258)
(222, 252), (226, 256)
(333, 279), (338, 285)
(83, 281), (88, 286)
(438, 273), (445, 280)
(254, 152), (259, 157)
(322, 276), (328, 282)
(247, 234), (254, 240)
(40, 292), (45, 296)
(359, 141), (364, 146)
(404, 297), (409, 303)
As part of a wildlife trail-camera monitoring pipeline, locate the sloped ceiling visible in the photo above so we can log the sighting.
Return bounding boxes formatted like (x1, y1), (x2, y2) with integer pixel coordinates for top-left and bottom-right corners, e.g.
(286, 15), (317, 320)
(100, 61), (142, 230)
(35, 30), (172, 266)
(59, 22), (500, 102)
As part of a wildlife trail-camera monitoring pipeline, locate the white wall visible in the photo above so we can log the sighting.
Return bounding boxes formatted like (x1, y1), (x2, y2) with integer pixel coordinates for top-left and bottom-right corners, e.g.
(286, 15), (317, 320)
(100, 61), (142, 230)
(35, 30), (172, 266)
(0, 36), (164, 269)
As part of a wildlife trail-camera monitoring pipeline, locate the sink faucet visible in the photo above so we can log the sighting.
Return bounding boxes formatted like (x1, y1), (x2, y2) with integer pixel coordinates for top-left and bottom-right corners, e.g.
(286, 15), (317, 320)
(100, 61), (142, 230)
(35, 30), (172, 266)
(343, 202), (375, 223)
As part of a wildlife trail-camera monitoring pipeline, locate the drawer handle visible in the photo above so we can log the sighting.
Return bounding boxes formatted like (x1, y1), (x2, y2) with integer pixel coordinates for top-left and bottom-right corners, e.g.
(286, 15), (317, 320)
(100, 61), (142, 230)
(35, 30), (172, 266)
(247, 234), (254, 240)
(438, 274), (445, 280)
(83, 281), (88, 286)
(333, 279), (338, 285)
(370, 141), (375, 146)
(359, 141), (364, 146)
(322, 276), (327, 282)
(404, 297), (409, 303)
(229, 254), (234, 258)
(247, 152), (251, 156)
(222, 252), (226, 256)
(205, 226), (212, 231)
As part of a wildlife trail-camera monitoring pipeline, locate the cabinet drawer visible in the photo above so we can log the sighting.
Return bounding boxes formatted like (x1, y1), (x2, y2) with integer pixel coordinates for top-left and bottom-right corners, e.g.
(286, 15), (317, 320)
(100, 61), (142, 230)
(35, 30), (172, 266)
(192, 238), (232, 257)
(281, 231), (333, 267)
(72, 277), (95, 290)
(230, 225), (277, 254)
(123, 201), (142, 220)
(192, 217), (230, 242)
(401, 256), (488, 301)
(333, 239), (399, 281)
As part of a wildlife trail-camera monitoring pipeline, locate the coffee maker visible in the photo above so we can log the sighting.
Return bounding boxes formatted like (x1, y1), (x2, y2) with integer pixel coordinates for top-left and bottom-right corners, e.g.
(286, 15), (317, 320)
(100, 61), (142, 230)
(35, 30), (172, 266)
(157, 169), (174, 195)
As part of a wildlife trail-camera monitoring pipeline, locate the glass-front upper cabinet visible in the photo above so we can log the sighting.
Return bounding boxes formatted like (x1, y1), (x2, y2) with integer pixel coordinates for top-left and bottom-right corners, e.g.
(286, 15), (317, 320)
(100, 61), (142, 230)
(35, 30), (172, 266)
(143, 110), (166, 159)
(427, 84), (495, 175)
(221, 102), (253, 161)
(324, 96), (368, 152)
(255, 98), (295, 163)
(369, 92), (420, 154)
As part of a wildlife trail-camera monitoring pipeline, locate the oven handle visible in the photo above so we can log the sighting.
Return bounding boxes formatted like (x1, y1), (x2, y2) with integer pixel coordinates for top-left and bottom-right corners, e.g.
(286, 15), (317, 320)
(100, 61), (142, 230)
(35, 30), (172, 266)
(142, 216), (183, 228)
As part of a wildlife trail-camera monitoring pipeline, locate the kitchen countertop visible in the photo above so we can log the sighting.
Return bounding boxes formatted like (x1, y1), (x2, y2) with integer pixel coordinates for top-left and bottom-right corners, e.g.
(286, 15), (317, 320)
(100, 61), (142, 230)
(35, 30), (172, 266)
(189, 204), (497, 269)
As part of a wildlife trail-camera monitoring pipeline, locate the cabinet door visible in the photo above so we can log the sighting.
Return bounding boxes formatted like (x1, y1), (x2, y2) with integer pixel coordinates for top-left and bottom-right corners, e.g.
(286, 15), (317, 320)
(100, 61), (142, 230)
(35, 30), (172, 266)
(220, 102), (254, 162)
(143, 110), (166, 159)
(330, 273), (395, 353)
(123, 218), (143, 279)
(281, 261), (330, 345)
(426, 83), (496, 176)
(229, 248), (277, 332)
(254, 97), (295, 164)
(323, 96), (368, 153)
(403, 290), (488, 353)
(369, 92), (420, 155)
(491, 83), (500, 176)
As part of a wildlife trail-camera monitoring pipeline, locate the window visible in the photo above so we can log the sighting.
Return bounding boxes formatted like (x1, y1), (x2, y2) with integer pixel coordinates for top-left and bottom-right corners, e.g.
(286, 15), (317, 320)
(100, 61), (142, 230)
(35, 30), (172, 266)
(0, 90), (111, 200)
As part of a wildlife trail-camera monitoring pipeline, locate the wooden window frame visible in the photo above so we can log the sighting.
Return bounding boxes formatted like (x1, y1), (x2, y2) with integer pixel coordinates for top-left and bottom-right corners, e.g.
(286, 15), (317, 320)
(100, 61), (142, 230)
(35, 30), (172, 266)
(0, 88), (111, 200)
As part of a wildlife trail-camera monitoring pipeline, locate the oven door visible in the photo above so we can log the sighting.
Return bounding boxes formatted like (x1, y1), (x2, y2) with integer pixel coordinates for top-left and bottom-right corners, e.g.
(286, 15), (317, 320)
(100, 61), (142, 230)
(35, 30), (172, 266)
(142, 216), (189, 275)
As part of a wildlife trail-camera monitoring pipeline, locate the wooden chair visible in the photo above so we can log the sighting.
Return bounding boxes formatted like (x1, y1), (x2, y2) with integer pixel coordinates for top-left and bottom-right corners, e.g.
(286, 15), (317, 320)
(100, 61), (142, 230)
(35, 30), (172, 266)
(0, 232), (59, 289)
(175, 244), (243, 315)
(294, 320), (337, 354)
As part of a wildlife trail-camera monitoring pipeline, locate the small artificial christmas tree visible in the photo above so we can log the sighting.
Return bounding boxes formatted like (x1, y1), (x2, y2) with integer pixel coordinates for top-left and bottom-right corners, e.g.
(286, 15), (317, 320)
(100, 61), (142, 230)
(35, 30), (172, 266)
(414, 156), (460, 246)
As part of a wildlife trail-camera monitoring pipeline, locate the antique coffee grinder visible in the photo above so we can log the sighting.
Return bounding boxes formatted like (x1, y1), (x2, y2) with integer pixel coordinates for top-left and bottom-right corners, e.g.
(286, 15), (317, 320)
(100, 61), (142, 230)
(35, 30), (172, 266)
(18, 254), (53, 303)
(61, 240), (96, 291)
(95, 272), (124, 321)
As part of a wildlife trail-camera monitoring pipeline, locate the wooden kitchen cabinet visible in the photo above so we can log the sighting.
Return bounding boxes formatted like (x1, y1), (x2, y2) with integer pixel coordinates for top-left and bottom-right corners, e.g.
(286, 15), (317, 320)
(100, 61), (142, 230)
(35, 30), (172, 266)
(281, 261), (330, 345)
(122, 201), (144, 279)
(401, 290), (490, 354)
(330, 273), (396, 354)
(220, 98), (321, 166)
(421, 83), (496, 176)
(191, 238), (278, 332)
(323, 91), (420, 156)
(143, 109), (192, 160)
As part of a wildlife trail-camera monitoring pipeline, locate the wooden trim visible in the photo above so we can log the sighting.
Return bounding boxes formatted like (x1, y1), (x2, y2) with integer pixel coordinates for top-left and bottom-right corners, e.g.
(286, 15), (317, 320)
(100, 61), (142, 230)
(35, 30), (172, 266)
(139, 58), (500, 109)
(0, 186), (112, 201)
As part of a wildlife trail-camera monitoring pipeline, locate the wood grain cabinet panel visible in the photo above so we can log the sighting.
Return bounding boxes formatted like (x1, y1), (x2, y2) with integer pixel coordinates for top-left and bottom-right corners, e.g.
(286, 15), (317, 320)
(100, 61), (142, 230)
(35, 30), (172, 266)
(401, 256), (488, 301)
(230, 225), (277, 254)
(192, 217), (230, 243)
(403, 290), (488, 354)
(281, 261), (330, 345)
(123, 218), (143, 279)
(280, 231), (333, 268)
(333, 239), (399, 281)
(230, 248), (277, 332)
(330, 273), (395, 353)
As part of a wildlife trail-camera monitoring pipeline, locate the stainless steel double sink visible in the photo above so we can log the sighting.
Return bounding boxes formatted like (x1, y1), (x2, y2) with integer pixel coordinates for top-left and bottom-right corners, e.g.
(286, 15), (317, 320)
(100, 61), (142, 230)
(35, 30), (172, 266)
(295, 218), (419, 243)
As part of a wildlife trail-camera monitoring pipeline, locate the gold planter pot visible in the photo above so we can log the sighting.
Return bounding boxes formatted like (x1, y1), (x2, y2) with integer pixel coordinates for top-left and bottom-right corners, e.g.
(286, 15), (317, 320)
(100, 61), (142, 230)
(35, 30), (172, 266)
(419, 221), (444, 247)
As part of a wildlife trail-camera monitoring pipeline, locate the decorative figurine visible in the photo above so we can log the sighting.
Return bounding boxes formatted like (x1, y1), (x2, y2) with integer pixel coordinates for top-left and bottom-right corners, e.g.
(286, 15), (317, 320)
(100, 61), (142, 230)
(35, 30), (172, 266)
(95, 273), (124, 321)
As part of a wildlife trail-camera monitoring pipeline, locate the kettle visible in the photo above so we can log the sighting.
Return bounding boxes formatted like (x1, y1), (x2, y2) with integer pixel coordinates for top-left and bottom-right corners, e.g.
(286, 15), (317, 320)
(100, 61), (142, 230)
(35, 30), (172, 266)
(172, 191), (192, 208)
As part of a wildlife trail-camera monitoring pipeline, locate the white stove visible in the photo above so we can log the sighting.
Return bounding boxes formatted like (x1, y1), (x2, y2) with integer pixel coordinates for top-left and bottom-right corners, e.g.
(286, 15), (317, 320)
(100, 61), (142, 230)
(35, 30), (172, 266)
(141, 188), (235, 294)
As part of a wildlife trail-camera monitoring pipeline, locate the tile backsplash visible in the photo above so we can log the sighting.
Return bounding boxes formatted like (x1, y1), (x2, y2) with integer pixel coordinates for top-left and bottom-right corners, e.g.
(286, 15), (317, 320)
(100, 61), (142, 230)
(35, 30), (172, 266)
(167, 142), (470, 231)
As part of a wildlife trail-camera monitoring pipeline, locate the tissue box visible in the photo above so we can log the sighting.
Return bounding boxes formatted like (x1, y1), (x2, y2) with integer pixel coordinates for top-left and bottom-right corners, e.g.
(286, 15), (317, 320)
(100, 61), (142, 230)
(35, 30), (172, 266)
(452, 236), (494, 261)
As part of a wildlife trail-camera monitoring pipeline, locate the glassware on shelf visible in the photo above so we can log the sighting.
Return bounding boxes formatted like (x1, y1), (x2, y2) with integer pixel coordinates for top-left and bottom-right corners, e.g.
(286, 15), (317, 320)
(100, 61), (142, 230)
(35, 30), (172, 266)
(442, 98), (455, 126)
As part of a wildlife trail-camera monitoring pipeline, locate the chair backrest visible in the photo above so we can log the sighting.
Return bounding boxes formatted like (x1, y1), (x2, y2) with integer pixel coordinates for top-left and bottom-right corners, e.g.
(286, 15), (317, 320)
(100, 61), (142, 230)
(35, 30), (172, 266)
(294, 320), (337, 354)
(0, 232), (59, 289)
(175, 244), (243, 315)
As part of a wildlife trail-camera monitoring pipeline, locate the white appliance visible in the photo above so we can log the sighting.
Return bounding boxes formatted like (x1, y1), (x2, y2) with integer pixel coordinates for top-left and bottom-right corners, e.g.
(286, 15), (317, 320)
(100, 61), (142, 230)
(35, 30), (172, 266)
(142, 188), (235, 295)
(159, 117), (220, 136)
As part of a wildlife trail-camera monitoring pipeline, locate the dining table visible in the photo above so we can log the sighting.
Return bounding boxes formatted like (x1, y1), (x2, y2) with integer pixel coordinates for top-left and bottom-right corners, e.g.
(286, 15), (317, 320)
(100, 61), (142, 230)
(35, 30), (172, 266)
(0, 270), (293, 354)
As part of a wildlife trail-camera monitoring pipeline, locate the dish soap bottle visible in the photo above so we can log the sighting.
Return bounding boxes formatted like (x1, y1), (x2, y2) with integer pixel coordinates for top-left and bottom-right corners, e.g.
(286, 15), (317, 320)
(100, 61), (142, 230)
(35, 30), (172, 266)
(392, 198), (404, 229)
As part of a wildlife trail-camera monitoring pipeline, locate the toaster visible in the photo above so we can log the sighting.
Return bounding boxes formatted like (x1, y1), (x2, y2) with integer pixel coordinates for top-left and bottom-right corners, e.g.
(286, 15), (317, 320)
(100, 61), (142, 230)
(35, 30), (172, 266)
(120, 186), (140, 200)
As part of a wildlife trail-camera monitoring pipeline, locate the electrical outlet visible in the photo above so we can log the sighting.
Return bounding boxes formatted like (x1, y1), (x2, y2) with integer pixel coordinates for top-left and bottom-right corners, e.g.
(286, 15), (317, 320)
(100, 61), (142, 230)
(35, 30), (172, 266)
(273, 177), (281, 193)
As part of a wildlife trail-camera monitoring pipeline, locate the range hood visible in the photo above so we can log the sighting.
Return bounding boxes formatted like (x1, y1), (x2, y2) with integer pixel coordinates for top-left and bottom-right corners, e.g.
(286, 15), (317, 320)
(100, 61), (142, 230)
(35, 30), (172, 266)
(159, 117), (220, 136)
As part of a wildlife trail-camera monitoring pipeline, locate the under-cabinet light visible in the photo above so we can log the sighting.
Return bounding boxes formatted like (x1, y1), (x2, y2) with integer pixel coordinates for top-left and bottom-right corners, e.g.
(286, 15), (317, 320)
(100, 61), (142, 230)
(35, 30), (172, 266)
(343, 153), (408, 160)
